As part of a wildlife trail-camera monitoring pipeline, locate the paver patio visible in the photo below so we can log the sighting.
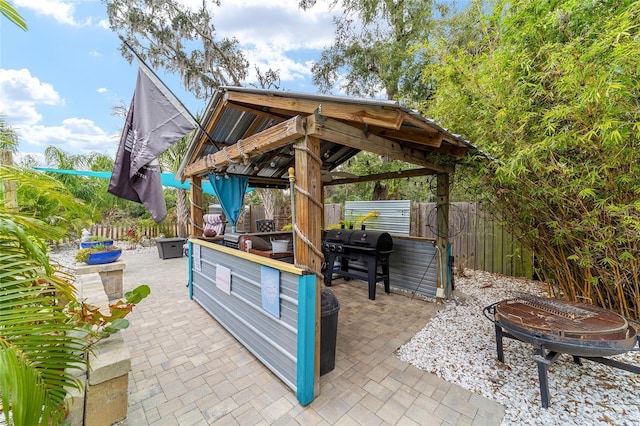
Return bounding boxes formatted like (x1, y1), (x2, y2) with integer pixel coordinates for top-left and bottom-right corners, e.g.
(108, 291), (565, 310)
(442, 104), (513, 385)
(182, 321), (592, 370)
(118, 248), (505, 425)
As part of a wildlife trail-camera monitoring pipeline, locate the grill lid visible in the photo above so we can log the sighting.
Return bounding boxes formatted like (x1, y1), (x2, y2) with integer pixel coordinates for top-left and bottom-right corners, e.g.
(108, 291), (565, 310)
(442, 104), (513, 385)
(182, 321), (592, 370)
(324, 229), (393, 252)
(348, 230), (393, 251)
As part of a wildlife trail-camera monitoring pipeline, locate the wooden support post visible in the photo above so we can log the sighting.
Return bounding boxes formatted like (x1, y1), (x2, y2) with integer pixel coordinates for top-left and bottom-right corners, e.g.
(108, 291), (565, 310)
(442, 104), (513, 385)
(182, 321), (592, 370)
(293, 133), (323, 394)
(190, 175), (204, 237)
(436, 172), (450, 298)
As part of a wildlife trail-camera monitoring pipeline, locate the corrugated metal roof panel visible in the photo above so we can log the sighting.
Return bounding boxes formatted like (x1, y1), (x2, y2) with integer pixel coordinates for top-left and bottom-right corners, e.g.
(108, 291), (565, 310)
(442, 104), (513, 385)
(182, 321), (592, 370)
(345, 200), (411, 236)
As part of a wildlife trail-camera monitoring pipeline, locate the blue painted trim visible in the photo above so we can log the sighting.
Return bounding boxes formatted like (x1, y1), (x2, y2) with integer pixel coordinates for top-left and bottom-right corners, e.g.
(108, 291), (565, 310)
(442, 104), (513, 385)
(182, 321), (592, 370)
(188, 241), (194, 300)
(296, 274), (316, 405)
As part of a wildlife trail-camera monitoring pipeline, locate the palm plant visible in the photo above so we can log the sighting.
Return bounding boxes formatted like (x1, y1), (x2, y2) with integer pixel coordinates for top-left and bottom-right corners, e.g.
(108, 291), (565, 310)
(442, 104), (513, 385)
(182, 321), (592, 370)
(0, 166), (149, 425)
(0, 213), (86, 425)
(0, 165), (88, 424)
(160, 132), (193, 237)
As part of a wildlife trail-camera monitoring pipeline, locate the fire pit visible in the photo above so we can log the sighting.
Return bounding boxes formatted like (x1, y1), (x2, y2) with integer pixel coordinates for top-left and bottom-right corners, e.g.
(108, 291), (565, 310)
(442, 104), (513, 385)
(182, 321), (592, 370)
(484, 294), (640, 408)
(322, 229), (393, 300)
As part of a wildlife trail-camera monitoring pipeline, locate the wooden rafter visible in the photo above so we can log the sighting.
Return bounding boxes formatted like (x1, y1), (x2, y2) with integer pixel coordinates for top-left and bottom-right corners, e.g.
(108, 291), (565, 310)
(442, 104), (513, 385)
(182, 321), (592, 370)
(322, 167), (437, 186)
(183, 115), (306, 177)
(224, 91), (405, 129)
(306, 115), (454, 174)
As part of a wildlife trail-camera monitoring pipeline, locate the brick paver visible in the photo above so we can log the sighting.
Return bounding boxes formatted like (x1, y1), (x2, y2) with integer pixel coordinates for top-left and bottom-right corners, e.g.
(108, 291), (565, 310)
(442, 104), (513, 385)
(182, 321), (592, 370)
(117, 249), (505, 425)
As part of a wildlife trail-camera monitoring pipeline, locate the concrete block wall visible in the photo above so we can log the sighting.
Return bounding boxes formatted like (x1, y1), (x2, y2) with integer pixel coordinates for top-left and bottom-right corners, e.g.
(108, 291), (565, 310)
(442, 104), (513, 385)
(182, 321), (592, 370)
(66, 271), (131, 425)
(75, 260), (125, 300)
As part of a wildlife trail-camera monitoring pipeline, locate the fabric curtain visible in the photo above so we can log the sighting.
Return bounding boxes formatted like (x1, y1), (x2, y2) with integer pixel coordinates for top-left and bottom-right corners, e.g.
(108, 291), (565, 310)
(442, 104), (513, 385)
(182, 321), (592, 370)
(208, 174), (249, 232)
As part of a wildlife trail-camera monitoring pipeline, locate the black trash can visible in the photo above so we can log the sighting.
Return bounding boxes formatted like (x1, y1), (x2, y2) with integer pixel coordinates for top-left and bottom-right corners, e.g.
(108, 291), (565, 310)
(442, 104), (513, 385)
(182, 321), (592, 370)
(320, 288), (340, 375)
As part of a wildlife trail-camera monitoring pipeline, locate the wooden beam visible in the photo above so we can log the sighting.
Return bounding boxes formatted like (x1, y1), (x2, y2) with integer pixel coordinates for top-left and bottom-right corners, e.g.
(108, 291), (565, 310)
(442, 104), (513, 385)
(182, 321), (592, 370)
(292, 134), (323, 390)
(306, 115), (454, 173)
(183, 115), (306, 177)
(192, 98), (227, 158)
(370, 126), (444, 147)
(436, 172), (450, 299)
(225, 90), (404, 129)
(190, 175), (204, 237)
(322, 167), (437, 186)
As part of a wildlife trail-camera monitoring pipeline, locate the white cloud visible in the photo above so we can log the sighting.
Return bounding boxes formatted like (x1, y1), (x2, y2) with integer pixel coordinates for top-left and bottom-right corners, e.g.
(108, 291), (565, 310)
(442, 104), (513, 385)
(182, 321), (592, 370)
(215, 1), (336, 51)
(13, 0), (91, 26)
(177, 0), (339, 86)
(97, 18), (110, 30)
(89, 50), (102, 57)
(17, 118), (118, 154)
(97, 87), (107, 94)
(0, 68), (62, 125)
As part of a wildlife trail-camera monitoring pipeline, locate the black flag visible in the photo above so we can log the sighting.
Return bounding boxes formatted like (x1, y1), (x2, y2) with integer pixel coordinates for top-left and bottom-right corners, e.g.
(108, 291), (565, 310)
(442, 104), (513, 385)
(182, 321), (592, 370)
(108, 62), (196, 222)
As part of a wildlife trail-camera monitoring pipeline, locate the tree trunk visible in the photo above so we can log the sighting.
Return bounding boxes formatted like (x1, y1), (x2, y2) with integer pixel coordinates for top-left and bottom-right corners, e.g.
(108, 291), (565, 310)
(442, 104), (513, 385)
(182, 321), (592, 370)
(176, 188), (189, 237)
(371, 181), (388, 200)
(0, 150), (18, 212)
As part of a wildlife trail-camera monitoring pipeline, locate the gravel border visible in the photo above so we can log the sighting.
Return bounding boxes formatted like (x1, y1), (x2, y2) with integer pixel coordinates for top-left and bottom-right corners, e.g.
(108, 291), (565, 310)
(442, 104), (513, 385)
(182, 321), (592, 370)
(396, 269), (640, 425)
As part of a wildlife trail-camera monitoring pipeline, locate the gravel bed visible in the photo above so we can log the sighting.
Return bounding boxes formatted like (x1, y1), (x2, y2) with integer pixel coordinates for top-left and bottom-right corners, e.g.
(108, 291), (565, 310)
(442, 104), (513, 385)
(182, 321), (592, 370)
(396, 269), (640, 425)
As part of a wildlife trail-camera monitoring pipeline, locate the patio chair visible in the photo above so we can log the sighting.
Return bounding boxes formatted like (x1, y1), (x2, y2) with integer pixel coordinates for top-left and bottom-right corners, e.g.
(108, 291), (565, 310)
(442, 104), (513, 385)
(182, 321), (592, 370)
(256, 219), (275, 233)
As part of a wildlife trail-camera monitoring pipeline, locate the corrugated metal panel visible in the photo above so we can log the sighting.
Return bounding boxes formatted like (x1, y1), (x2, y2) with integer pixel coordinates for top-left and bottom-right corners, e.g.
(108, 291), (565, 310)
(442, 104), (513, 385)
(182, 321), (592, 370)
(192, 246), (300, 391)
(388, 236), (438, 298)
(344, 200), (410, 235)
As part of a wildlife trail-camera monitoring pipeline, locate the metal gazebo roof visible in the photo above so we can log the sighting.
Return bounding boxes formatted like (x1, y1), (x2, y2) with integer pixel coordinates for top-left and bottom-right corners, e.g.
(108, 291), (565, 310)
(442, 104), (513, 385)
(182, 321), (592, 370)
(177, 87), (475, 187)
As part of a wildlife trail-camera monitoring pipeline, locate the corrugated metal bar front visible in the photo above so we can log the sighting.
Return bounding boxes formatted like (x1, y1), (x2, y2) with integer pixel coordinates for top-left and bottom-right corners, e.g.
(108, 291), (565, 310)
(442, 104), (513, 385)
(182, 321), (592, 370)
(344, 200), (410, 235)
(188, 240), (313, 403)
(388, 236), (439, 298)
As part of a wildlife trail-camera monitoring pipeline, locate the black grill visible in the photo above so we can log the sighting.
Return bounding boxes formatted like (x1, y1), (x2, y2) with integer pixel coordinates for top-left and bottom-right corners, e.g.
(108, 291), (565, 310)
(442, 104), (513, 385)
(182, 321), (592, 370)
(322, 229), (393, 300)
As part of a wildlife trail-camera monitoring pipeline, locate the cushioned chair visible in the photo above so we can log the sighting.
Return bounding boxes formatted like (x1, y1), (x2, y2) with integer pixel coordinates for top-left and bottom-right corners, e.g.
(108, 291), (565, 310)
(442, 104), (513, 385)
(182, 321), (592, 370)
(256, 219), (275, 233)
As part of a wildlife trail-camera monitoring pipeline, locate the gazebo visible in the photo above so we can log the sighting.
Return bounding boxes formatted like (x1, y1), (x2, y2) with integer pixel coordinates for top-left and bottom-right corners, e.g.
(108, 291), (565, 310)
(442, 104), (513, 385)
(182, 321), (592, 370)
(176, 87), (473, 405)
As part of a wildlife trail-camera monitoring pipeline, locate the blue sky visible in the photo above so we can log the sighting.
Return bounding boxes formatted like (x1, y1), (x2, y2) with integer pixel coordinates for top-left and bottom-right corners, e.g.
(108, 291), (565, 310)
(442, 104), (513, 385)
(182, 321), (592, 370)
(0, 0), (340, 165)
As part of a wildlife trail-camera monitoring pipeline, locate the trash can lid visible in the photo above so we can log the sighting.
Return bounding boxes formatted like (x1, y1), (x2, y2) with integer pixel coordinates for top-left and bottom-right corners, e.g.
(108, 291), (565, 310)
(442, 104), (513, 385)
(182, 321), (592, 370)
(321, 288), (340, 315)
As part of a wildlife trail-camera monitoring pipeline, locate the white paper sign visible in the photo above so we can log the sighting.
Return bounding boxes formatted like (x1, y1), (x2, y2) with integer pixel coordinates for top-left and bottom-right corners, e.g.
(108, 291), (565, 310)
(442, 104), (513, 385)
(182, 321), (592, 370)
(193, 244), (201, 272)
(216, 264), (231, 295)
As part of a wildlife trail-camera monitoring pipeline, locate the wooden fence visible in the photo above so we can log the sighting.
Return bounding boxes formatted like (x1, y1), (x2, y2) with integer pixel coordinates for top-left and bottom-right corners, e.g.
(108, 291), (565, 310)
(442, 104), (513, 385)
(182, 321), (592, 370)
(322, 202), (533, 279)
(88, 201), (532, 278)
(411, 202), (533, 279)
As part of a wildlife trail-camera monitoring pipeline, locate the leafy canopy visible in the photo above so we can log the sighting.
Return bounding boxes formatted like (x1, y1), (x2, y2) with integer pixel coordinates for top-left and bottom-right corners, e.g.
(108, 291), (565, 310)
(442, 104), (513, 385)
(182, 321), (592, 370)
(421, 0), (640, 318)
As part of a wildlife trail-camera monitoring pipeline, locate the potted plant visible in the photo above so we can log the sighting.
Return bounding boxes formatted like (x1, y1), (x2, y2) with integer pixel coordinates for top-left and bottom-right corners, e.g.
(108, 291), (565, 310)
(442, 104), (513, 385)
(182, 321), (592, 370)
(80, 235), (114, 249)
(76, 243), (122, 265)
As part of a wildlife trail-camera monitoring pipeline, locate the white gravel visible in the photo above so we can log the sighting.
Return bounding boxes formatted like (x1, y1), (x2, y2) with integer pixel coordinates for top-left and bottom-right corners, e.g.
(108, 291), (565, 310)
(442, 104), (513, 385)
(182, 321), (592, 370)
(396, 269), (640, 425)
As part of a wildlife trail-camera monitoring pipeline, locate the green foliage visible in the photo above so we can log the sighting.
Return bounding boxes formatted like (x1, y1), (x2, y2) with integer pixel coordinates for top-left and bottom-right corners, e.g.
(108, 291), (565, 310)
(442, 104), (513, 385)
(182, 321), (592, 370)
(1, 166), (93, 234)
(0, 0), (27, 31)
(301, 0), (443, 99)
(0, 166), (148, 423)
(75, 244), (122, 263)
(87, 235), (112, 242)
(68, 285), (151, 338)
(328, 210), (379, 229)
(324, 152), (439, 203)
(103, 0), (250, 99)
(422, 0), (640, 318)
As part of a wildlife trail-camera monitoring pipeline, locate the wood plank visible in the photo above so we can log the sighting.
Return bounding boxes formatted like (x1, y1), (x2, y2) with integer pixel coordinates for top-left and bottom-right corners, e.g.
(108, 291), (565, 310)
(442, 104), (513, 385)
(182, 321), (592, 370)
(292, 134), (323, 392)
(368, 125), (443, 146)
(190, 176), (204, 237)
(322, 167), (437, 186)
(436, 173), (450, 296)
(183, 115), (306, 177)
(225, 90), (405, 129)
(306, 115), (454, 173)
(191, 98), (227, 157)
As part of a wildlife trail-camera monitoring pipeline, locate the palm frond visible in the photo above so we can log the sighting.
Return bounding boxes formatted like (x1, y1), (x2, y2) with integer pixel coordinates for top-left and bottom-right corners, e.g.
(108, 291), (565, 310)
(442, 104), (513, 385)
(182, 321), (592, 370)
(0, 238), (85, 424)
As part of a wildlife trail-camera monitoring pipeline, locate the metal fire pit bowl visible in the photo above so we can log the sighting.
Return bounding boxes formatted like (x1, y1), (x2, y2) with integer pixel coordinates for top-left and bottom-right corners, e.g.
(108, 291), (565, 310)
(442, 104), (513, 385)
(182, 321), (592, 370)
(483, 294), (640, 408)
